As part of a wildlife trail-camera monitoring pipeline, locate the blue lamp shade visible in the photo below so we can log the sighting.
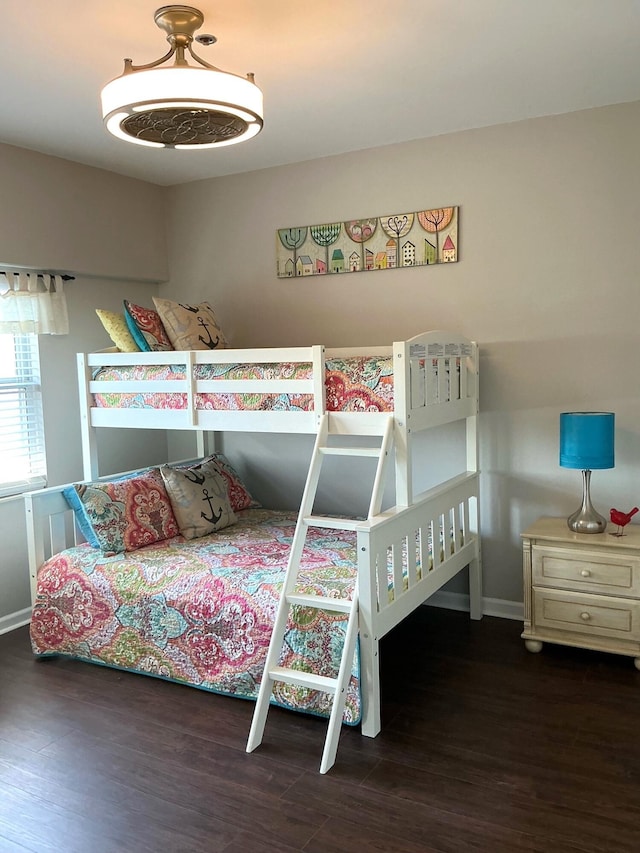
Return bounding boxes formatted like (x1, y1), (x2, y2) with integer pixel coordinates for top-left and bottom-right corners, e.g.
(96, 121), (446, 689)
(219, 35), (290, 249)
(559, 412), (615, 470)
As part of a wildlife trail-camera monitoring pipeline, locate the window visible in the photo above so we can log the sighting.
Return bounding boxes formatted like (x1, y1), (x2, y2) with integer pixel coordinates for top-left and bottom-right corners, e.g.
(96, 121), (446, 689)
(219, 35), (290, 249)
(0, 333), (46, 496)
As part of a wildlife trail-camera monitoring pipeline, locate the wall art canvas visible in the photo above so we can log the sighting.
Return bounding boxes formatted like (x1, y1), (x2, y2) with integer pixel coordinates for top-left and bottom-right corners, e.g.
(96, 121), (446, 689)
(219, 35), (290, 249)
(276, 206), (458, 278)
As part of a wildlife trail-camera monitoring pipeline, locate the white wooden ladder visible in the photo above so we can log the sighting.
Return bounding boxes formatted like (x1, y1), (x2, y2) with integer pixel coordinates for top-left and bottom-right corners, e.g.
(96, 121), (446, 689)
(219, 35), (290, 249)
(246, 413), (395, 773)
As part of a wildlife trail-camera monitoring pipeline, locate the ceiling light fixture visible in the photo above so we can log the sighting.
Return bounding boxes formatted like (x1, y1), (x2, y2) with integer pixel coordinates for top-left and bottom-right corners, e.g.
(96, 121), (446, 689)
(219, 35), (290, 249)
(101, 5), (263, 149)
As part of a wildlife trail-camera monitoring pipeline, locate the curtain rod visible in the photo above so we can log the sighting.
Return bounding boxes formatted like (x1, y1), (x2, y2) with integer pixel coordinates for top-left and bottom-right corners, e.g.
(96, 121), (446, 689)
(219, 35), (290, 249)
(0, 271), (75, 281)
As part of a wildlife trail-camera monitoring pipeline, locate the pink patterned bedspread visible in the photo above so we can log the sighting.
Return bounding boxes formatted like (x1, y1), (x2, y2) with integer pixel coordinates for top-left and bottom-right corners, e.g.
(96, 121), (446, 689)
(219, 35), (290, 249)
(30, 509), (361, 723)
(92, 356), (394, 413)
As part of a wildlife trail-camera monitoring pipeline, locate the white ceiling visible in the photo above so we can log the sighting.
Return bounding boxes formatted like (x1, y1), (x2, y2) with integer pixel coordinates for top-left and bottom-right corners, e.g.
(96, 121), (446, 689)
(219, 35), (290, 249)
(3, 0), (640, 187)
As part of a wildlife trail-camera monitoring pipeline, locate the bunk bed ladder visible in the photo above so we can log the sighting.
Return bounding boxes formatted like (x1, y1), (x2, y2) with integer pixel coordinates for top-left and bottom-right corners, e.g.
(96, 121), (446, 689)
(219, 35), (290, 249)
(247, 413), (394, 773)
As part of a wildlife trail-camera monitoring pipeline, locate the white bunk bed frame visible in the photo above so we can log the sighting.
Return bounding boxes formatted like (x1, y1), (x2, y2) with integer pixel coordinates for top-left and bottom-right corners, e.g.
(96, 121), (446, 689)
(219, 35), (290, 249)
(25, 330), (482, 747)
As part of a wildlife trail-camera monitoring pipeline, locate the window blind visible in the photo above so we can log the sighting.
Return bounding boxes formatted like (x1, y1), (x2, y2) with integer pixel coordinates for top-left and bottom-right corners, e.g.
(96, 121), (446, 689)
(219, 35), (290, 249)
(0, 333), (46, 496)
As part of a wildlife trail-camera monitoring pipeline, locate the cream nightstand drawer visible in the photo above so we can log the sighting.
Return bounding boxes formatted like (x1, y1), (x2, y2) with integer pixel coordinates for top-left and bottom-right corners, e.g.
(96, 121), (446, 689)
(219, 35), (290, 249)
(533, 589), (640, 641)
(523, 519), (640, 666)
(532, 545), (640, 596)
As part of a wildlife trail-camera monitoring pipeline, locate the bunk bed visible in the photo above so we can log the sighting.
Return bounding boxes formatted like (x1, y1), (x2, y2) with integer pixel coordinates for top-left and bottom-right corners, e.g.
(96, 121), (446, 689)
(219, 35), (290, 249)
(26, 330), (482, 770)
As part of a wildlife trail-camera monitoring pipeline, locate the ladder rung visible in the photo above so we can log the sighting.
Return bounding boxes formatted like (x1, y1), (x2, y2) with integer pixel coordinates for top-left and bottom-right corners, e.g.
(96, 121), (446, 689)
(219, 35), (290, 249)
(304, 515), (362, 531)
(286, 593), (353, 613)
(320, 446), (381, 457)
(268, 666), (338, 694)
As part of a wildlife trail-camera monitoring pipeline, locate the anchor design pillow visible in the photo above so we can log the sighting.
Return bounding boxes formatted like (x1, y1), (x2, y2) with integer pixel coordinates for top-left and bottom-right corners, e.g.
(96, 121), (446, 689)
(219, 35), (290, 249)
(160, 457), (236, 539)
(152, 297), (228, 350)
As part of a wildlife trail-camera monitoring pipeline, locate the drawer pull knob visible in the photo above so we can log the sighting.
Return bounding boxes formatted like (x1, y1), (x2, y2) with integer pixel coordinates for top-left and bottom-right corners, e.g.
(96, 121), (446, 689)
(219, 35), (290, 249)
(580, 612), (591, 621)
(581, 570), (591, 577)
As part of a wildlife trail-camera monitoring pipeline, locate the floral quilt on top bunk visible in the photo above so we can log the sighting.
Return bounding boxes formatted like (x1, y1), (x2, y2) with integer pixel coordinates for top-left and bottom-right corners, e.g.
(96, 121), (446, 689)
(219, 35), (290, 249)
(92, 355), (394, 413)
(30, 508), (362, 723)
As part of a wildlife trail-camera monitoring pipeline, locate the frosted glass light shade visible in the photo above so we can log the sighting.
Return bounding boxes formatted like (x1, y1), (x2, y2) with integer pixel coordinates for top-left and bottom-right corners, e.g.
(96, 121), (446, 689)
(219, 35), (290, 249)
(559, 412), (615, 470)
(101, 66), (264, 149)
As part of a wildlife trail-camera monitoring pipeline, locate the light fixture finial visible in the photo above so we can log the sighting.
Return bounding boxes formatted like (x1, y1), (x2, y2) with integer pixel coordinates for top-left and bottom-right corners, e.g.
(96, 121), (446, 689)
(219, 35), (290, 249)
(101, 5), (264, 149)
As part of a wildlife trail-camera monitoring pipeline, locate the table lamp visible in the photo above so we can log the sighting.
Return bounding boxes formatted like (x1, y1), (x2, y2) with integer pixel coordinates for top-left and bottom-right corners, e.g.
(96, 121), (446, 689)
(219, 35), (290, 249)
(559, 412), (615, 533)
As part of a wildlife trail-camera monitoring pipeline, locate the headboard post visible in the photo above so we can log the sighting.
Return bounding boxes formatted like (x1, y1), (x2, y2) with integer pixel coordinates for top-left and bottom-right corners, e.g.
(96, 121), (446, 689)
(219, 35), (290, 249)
(78, 353), (99, 479)
(392, 340), (412, 506)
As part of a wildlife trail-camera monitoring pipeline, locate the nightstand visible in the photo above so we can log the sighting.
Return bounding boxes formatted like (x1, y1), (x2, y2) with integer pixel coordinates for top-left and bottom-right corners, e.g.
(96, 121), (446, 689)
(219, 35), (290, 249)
(521, 517), (640, 669)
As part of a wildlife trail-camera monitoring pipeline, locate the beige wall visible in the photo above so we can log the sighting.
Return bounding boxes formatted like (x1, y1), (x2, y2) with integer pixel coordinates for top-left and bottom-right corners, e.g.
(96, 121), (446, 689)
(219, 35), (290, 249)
(0, 143), (168, 626)
(163, 101), (640, 606)
(0, 142), (167, 282)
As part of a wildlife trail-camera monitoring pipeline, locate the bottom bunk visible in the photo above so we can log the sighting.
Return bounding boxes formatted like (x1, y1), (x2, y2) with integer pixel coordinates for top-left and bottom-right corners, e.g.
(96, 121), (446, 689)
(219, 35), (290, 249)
(30, 507), (362, 723)
(26, 453), (481, 763)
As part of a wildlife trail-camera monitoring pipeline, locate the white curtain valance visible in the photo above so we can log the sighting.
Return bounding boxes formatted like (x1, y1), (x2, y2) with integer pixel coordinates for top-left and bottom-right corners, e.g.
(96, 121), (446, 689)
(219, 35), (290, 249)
(0, 271), (69, 335)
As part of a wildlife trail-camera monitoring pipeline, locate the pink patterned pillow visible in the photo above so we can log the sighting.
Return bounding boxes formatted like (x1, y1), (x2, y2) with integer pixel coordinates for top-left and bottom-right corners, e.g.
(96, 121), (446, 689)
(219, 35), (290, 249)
(209, 453), (261, 512)
(124, 300), (173, 352)
(64, 468), (179, 554)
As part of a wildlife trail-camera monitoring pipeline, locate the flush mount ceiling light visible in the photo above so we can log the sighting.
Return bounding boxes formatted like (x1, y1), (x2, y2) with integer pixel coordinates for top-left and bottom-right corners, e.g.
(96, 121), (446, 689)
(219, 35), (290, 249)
(101, 5), (263, 149)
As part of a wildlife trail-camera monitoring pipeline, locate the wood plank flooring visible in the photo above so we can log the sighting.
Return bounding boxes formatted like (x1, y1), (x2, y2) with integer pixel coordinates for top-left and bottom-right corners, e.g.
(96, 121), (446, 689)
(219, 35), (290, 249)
(1, 606), (640, 852)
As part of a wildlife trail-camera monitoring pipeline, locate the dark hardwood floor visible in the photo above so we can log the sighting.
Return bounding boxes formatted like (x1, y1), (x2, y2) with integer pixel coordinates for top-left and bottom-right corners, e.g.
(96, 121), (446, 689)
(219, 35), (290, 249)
(1, 606), (640, 852)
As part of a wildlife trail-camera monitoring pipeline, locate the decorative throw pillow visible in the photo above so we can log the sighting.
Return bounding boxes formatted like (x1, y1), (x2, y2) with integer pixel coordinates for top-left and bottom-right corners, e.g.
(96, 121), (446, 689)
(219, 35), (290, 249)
(208, 453), (261, 512)
(152, 297), (228, 350)
(96, 309), (140, 353)
(124, 300), (173, 352)
(63, 468), (179, 554)
(160, 458), (236, 539)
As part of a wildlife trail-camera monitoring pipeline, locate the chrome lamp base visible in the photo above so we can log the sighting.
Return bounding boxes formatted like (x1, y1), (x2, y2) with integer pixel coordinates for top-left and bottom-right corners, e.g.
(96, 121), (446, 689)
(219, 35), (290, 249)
(567, 469), (607, 534)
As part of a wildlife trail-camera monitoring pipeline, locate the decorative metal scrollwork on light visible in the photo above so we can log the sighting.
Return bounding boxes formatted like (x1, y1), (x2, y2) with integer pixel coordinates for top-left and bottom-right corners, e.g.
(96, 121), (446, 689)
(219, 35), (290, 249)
(101, 5), (264, 149)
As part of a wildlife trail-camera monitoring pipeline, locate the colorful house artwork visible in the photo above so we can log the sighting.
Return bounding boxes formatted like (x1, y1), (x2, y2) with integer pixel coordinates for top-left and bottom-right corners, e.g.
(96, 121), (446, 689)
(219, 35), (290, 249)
(442, 234), (456, 262)
(276, 206), (458, 277)
(385, 239), (397, 268)
(296, 255), (314, 276)
(365, 248), (374, 270)
(424, 239), (436, 265)
(401, 240), (416, 266)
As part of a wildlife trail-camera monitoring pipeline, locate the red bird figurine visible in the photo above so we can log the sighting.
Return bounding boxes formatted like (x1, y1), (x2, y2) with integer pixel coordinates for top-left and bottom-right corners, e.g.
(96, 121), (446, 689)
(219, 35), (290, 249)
(609, 507), (639, 537)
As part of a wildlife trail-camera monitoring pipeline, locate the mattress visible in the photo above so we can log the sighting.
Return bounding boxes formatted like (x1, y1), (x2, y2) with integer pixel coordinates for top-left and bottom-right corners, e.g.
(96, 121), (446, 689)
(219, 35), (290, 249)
(30, 508), (363, 723)
(92, 355), (395, 413)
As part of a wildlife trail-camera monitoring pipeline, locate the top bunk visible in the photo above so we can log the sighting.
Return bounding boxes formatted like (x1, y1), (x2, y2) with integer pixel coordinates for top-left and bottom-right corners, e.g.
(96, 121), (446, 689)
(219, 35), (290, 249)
(78, 330), (478, 438)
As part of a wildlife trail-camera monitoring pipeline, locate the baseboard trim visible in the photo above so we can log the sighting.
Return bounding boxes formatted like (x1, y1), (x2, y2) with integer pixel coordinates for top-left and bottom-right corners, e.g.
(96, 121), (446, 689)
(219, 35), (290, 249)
(0, 595), (524, 637)
(426, 590), (523, 621)
(0, 607), (31, 635)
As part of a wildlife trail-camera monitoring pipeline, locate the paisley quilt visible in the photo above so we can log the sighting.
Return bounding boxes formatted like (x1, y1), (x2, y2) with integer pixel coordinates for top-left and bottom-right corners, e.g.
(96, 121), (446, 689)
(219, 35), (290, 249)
(30, 509), (362, 723)
(92, 355), (394, 413)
